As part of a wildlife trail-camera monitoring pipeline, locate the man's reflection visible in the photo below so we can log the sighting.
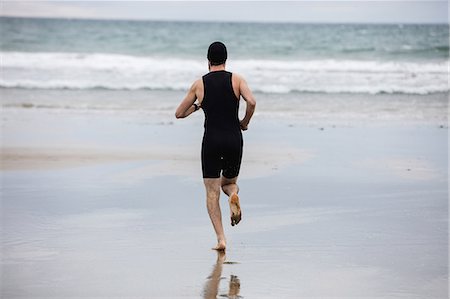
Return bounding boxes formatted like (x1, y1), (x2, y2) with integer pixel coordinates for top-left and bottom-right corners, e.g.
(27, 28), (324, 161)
(203, 251), (241, 299)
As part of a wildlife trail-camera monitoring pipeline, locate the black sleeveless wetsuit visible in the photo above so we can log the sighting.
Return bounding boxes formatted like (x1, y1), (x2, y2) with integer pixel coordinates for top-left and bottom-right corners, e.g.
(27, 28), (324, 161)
(201, 71), (243, 178)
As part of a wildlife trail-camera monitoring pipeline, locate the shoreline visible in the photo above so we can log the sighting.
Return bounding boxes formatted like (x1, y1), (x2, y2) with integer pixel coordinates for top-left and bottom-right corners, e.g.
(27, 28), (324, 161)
(1, 88), (448, 128)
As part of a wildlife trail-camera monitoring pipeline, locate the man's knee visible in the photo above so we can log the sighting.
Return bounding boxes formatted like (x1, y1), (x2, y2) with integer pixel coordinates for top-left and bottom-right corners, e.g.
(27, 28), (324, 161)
(221, 176), (238, 187)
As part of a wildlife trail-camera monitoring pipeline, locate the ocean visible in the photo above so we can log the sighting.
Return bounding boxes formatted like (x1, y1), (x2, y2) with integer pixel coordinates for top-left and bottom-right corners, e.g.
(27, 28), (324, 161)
(1, 17), (449, 126)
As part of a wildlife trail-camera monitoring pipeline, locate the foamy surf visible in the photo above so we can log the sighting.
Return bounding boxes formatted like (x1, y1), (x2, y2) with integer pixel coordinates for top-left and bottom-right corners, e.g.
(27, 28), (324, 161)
(1, 52), (448, 95)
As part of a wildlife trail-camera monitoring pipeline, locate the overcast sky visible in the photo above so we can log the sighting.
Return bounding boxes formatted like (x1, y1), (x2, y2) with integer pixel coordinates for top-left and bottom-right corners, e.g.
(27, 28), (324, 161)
(1, 1), (448, 24)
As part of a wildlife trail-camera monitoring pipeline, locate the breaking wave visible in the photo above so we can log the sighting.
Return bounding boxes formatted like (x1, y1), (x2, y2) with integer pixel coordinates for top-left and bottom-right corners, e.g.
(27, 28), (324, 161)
(1, 52), (448, 94)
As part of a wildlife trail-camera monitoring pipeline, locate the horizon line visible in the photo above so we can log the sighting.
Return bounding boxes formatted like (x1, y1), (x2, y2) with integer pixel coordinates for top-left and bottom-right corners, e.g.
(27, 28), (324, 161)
(0, 15), (448, 26)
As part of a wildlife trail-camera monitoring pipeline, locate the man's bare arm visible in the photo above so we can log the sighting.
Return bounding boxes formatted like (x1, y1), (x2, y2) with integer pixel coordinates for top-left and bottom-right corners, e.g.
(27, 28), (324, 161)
(238, 77), (256, 130)
(175, 80), (201, 119)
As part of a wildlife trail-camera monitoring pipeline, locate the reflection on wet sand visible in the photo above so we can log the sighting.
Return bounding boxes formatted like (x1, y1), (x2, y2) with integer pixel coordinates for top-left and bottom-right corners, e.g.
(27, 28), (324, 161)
(203, 251), (241, 299)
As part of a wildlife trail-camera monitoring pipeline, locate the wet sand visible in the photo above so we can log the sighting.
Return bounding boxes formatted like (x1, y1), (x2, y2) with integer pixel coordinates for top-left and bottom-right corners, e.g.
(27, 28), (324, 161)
(1, 109), (448, 298)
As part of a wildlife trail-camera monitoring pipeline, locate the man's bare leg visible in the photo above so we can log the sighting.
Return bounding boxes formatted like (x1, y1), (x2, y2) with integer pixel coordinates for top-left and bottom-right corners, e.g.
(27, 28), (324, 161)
(221, 176), (242, 226)
(204, 178), (226, 250)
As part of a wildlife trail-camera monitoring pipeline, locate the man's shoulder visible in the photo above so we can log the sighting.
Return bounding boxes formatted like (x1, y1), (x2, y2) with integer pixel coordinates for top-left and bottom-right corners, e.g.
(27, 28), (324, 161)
(231, 72), (246, 81)
(192, 77), (203, 86)
(231, 72), (247, 86)
(194, 77), (205, 90)
(231, 72), (242, 79)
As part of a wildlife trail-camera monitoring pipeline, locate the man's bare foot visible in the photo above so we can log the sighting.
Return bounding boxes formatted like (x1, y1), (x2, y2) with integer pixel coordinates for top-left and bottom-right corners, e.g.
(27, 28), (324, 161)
(212, 240), (226, 251)
(229, 193), (242, 226)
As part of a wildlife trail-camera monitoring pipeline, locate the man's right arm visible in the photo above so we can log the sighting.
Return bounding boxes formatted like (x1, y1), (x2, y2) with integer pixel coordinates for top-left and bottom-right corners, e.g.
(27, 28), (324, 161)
(238, 76), (256, 131)
(175, 80), (200, 119)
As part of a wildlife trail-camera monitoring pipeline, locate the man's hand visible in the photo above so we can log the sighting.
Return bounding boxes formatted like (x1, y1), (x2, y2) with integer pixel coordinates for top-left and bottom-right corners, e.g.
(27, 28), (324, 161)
(240, 120), (248, 131)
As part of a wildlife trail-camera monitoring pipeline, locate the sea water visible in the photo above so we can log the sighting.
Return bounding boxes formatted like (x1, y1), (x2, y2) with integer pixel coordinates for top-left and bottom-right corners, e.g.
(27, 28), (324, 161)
(1, 17), (448, 126)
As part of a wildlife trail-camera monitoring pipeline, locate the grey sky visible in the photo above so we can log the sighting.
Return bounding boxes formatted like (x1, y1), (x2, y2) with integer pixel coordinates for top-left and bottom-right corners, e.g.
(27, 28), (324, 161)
(1, 1), (448, 24)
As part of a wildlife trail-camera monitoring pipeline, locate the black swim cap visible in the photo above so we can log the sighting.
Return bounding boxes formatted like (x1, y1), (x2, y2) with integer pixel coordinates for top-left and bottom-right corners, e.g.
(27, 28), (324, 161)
(207, 41), (227, 65)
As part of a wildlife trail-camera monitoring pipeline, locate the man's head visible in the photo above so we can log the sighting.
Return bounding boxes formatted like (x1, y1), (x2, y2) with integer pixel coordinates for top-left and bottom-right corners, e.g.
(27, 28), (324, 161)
(207, 41), (227, 66)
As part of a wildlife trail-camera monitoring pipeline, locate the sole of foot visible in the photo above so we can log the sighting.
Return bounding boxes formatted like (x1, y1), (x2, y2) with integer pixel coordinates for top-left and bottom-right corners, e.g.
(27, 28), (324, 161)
(229, 193), (242, 226)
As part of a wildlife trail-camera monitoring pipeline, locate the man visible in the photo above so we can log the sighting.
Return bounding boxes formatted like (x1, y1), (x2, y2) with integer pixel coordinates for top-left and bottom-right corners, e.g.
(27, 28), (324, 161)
(175, 41), (256, 251)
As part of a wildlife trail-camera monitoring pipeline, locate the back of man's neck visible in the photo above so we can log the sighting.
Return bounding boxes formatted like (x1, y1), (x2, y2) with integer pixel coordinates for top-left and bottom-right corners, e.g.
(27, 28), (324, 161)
(209, 65), (226, 72)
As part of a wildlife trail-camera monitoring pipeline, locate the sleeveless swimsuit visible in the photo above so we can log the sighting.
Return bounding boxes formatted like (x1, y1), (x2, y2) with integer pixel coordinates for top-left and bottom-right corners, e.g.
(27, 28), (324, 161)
(201, 70), (243, 179)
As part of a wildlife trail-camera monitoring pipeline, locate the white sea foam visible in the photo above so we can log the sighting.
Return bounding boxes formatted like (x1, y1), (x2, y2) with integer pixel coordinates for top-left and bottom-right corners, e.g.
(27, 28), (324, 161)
(1, 52), (448, 94)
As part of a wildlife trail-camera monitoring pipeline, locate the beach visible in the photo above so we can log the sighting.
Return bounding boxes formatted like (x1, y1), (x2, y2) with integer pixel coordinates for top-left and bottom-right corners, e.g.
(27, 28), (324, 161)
(1, 17), (449, 298)
(1, 88), (448, 298)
